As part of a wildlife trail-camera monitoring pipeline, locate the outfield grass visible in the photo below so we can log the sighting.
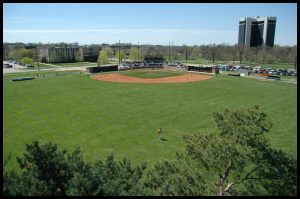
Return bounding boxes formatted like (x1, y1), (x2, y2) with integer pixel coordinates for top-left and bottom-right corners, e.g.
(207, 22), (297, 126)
(4, 70), (84, 79)
(3, 71), (297, 171)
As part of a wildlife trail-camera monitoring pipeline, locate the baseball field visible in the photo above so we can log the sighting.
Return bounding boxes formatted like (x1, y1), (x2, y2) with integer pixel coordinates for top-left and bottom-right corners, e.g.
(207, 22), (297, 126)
(3, 70), (297, 170)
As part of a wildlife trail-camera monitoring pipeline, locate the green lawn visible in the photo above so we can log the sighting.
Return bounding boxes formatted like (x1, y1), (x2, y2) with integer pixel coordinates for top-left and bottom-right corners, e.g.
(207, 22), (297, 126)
(31, 62), (57, 68)
(121, 70), (182, 78)
(4, 70), (84, 79)
(3, 71), (297, 171)
(51, 62), (96, 67)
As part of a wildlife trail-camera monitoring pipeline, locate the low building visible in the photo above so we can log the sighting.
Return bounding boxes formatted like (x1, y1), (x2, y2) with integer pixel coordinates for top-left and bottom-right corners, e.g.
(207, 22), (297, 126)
(39, 47), (83, 63)
(39, 46), (101, 63)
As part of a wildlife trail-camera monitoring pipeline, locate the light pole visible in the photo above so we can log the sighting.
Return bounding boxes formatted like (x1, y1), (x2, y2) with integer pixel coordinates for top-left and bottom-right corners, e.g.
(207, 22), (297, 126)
(171, 40), (174, 64)
(186, 45), (188, 65)
(36, 47), (40, 77)
(168, 41), (170, 64)
(118, 40), (120, 66)
(137, 41), (139, 62)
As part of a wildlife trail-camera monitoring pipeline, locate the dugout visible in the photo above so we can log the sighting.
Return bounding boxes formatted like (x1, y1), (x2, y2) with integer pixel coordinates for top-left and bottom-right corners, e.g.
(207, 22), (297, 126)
(187, 65), (213, 73)
(86, 65), (118, 73)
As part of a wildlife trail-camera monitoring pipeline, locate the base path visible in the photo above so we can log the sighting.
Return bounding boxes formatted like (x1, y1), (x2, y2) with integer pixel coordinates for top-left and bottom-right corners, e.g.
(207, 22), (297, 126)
(91, 73), (212, 83)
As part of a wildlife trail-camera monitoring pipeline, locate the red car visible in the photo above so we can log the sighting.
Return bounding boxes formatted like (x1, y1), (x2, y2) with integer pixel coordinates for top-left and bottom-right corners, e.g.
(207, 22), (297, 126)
(3, 64), (13, 68)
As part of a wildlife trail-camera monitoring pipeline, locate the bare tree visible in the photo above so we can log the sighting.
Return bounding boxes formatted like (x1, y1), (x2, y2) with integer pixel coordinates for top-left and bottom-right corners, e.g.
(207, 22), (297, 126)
(289, 46), (297, 70)
(243, 46), (255, 64)
(268, 45), (279, 64)
(231, 44), (239, 64)
(237, 44), (244, 64)
(203, 44), (218, 63)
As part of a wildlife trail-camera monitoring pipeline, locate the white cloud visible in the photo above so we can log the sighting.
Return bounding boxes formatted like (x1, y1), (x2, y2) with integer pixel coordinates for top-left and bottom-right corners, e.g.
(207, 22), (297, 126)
(4, 17), (80, 24)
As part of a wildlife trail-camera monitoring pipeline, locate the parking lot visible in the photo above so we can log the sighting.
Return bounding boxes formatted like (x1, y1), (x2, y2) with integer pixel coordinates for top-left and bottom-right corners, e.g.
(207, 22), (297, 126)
(218, 64), (297, 77)
(3, 61), (87, 74)
(3, 61), (31, 73)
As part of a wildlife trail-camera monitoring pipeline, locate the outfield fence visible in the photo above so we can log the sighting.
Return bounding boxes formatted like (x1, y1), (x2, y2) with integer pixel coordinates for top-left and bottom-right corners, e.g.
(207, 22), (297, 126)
(33, 70), (86, 78)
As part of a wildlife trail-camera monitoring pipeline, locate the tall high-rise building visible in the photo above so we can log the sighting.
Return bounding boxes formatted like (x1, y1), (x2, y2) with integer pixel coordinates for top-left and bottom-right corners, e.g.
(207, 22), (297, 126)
(238, 16), (276, 48)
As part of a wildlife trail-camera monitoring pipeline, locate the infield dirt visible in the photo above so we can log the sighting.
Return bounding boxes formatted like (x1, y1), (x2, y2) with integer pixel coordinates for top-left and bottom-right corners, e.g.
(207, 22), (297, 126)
(92, 73), (212, 83)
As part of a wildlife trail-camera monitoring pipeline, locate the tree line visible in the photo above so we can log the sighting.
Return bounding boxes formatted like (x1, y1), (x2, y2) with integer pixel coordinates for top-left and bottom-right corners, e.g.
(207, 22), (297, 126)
(4, 43), (297, 69)
(97, 47), (141, 65)
(3, 105), (297, 196)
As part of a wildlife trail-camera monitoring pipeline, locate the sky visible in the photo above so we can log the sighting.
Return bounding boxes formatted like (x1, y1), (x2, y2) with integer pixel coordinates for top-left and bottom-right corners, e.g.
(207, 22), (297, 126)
(3, 3), (297, 46)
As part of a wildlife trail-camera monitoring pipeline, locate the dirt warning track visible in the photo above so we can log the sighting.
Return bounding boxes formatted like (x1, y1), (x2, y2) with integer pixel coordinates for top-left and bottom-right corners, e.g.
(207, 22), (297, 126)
(91, 73), (212, 83)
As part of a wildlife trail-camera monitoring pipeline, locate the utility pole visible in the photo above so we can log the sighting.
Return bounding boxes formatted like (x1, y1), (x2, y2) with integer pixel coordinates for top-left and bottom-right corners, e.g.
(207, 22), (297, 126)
(171, 40), (174, 64)
(168, 41), (170, 64)
(186, 45), (188, 65)
(36, 47), (40, 77)
(138, 41), (139, 62)
(118, 40), (120, 66)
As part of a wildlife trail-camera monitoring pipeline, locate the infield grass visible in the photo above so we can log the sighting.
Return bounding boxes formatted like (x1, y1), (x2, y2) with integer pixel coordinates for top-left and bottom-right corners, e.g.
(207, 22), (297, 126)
(121, 70), (182, 78)
(3, 71), (297, 171)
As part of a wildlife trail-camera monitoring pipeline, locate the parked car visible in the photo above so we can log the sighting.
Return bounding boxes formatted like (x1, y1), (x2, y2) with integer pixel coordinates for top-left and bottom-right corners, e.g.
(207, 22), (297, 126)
(293, 71), (297, 77)
(233, 65), (241, 71)
(227, 65), (233, 71)
(243, 66), (251, 70)
(218, 64), (228, 71)
(25, 64), (34, 68)
(272, 70), (280, 75)
(264, 67), (272, 72)
(276, 68), (283, 73)
(268, 70), (275, 75)
(3, 63), (13, 68)
(253, 66), (262, 73)
(278, 68), (289, 76)
(287, 69), (295, 76)
(279, 69), (288, 76)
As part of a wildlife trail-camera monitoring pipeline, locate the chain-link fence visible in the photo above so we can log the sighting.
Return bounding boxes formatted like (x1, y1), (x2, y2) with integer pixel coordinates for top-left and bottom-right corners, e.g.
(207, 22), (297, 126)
(33, 70), (86, 78)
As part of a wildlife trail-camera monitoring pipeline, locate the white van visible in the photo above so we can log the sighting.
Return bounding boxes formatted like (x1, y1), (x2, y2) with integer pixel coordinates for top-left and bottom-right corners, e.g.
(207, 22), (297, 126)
(253, 66), (262, 73)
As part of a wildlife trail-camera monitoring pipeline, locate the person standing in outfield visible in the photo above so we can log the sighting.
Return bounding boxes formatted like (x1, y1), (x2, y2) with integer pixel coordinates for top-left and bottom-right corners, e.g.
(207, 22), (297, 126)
(157, 128), (163, 140)
(215, 67), (219, 77)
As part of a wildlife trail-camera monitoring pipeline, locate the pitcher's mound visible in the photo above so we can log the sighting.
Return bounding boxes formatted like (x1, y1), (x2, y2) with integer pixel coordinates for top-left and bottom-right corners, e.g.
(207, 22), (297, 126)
(92, 73), (212, 83)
